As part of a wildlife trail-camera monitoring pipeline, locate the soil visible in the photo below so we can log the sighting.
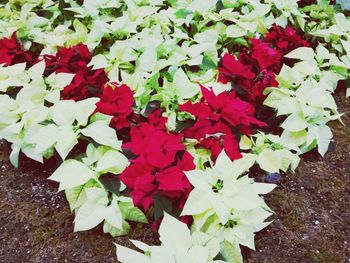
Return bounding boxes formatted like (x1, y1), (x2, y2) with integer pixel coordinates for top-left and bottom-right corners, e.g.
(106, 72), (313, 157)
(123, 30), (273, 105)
(0, 91), (349, 263)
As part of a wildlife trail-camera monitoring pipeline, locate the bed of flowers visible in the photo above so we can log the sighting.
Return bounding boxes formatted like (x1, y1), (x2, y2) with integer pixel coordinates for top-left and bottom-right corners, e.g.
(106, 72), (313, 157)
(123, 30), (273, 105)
(0, 0), (349, 262)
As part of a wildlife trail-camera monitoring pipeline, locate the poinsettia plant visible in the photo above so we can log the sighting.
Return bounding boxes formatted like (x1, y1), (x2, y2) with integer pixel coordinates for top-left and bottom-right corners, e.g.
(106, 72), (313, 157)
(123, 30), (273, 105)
(0, 0), (349, 262)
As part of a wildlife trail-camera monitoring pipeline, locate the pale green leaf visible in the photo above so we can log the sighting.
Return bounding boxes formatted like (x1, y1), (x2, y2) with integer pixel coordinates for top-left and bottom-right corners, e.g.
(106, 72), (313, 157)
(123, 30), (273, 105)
(116, 244), (150, 263)
(219, 240), (243, 263)
(65, 185), (85, 211)
(285, 47), (315, 61)
(159, 212), (191, 251)
(81, 120), (122, 149)
(239, 135), (252, 150)
(49, 160), (96, 191)
(74, 200), (106, 231)
(281, 112), (308, 132)
(139, 47), (157, 72)
(104, 202), (123, 229)
(95, 150), (129, 174)
(256, 148), (281, 173)
(174, 68), (200, 99)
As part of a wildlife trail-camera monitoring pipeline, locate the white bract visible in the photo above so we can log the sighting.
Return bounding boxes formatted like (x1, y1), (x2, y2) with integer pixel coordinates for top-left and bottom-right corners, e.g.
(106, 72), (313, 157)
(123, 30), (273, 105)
(0, 1), (349, 263)
(180, 150), (276, 259)
(49, 144), (146, 236)
(239, 133), (300, 173)
(116, 213), (224, 263)
(264, 47), (343, 156)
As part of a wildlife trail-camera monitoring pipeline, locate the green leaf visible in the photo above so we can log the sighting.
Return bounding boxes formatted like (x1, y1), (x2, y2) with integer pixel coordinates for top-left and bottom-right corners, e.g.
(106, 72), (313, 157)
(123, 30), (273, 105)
(200, 55), (217, 70)
(219, 240), (243, 263)
(175, 9), (193, 18)
(200, 213), (217, 232)
(105, 220), (130, 237)
(239, 135), (252, 150)
(65, 185), (85, 211)
(119, 201), (148, 223)
(153, 195), (173, 220)
(99, 173), (121, 196)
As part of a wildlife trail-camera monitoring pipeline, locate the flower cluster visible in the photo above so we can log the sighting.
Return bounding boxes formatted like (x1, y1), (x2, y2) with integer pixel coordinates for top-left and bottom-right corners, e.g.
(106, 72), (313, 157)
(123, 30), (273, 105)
(44, 44), (108, 100)
(120, 109), (195, 212)
(95, 83), (135, 130)
(180, 86), (265, 161)
(0, 33), (38, 67)
(0, 1), (348, 263)
(219, 26), (309, 103)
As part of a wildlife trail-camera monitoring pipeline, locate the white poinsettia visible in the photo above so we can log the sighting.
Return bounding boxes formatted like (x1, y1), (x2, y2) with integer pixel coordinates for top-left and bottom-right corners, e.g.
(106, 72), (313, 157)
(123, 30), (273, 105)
(181, 150), (276, 223)
(73, 187), (146, 233)
(116, 213), (224, 263)
(64, 184), (147, 235)
(49, 145), (142, 236)
(180, 150), (276, 260)
(155, 67), (200, 103)
(193, 207), (273, 251)
(239, 133), (301, 173)
(24, 98), (100, 161)
(264, 46), (343, 156)
(49, 143), (129, 191)
(0, 63), (27, 92)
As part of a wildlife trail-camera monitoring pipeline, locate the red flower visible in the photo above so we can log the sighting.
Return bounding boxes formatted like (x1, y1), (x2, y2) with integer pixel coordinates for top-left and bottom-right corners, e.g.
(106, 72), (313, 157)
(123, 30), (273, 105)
(124, 123), (185, 169)
(218, 53), (255, 84)
(218, 25), (310, 103)
(179, 86), (265, 160)
(120, 113), (195, 212)
(0, 33), (38, 67)
(251, 39), (281, 70)
(96, 83), (134, 130)
(44, 44), (108, 100)
(265, 25), (309, 60)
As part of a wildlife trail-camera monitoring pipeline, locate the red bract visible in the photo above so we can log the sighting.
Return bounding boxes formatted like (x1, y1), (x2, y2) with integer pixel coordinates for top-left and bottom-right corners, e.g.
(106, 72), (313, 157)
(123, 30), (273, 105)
(96, 83), (134, 130)
(179, 86), (265, 160)
(44, 44), (108, 100)
(120, 111), (195, 212)
(251, 39), (281, 70)
(219, 53), (255, 83)
(0, 33), (38, 67)
(218, 25), (310, 103)
(265, 25), (309, 58)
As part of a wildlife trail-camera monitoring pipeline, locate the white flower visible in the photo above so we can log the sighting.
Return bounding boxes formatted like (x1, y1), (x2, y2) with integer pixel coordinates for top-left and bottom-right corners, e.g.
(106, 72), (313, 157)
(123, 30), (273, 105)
(116, 213), (224, 263)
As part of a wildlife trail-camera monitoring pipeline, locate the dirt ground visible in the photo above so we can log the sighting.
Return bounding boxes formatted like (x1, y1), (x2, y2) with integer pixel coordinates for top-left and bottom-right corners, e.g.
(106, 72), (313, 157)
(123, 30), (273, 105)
(0, 92), (349, 263)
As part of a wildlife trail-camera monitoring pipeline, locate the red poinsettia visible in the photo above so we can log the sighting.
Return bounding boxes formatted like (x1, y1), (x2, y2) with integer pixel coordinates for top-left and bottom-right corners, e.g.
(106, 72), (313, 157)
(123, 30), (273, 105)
(179, 85), (265, 160)
(218, 25), (309, 102)
(219, 53), (255, 81)
(0, 33), (38, 67)
(250, 39), (282, 70)
(120, 111), (195, 212)
(96, 83), (134, 130)
(44, 44), (108, 100)
(264, 25), (310, 58)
